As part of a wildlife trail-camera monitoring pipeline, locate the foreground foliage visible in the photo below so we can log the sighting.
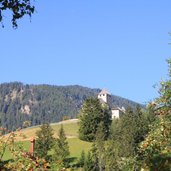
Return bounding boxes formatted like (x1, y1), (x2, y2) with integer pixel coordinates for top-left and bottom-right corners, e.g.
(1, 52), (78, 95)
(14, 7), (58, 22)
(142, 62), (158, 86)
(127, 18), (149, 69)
(0, 0), (35, 28)
(0, 130), (48, 170)
(139, 59), (171, 170)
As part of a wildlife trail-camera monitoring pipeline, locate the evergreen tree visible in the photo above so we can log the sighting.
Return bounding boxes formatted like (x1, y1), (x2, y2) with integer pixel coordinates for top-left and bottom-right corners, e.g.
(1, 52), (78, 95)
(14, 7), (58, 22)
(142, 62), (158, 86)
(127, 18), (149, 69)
(79, 97), (111, 142)
(110, 106), (148, 157)
(83, 151), (94, 171)
(92, 122), (106, 171)
(35, 123), (55, 159)
(53, 125), (70, 162)
(0, 83), (139, 131)
(78, 150), (86, 167)
(105, 140), (119, 171)
(104, 106), (148, 170)
(133, 105), (149, 144)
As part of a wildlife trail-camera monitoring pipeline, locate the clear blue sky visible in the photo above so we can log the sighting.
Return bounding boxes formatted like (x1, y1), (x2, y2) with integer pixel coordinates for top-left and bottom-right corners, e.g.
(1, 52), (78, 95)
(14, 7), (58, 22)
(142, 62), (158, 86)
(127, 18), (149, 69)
(0, 0), (171, 104)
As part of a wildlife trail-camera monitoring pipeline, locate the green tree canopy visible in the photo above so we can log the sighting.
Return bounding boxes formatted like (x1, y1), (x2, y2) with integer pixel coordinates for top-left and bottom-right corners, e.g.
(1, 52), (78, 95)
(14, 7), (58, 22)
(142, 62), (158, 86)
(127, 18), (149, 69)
(108, 106), (148, 158)
(139, 59), (171, 170)
(104, 106), (149, 170)
(91, 122), (106, 171)
(78, 97), (111, 142)
(35, 123), (55, 159)
(53, 125), (70, 162)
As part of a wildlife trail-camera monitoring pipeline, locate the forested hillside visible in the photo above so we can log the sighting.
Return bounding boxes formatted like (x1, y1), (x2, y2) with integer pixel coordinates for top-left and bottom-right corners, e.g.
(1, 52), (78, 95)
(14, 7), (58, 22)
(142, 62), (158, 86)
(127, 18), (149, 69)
(0, 82), (141, 130)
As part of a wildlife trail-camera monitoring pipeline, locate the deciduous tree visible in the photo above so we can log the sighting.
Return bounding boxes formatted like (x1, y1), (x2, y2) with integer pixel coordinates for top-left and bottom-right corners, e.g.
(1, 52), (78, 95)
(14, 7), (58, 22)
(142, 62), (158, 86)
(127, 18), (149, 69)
(0, 0), (35, 28)
(139, 59), (171, 170)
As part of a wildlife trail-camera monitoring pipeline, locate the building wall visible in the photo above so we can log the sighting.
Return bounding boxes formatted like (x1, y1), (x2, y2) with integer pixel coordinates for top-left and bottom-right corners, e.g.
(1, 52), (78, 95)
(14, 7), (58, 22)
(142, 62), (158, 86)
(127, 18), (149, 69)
(98, 90), (124, 119)
(111, 109), (120, 119)
(98, 93), (108, 103)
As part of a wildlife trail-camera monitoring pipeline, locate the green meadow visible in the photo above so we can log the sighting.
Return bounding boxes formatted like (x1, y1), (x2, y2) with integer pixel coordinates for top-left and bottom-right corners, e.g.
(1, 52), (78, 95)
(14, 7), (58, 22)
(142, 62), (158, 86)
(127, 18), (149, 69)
(2, 119), (92, 161)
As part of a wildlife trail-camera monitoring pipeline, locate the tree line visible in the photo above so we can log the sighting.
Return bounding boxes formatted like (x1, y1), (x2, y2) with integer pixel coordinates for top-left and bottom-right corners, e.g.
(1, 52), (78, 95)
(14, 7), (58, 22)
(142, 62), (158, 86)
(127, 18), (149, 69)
(0, 83), (140, 131)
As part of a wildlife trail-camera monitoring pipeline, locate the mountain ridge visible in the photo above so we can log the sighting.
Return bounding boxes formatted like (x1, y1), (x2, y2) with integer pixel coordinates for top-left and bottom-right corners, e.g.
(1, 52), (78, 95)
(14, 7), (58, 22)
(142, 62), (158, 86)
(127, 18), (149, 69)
(0, 82), (142, 131)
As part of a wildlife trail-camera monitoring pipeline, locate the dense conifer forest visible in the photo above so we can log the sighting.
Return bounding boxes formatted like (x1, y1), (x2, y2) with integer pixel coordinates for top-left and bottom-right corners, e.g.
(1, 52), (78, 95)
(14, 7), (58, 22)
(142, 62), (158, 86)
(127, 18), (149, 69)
(0, 82), (140, 130)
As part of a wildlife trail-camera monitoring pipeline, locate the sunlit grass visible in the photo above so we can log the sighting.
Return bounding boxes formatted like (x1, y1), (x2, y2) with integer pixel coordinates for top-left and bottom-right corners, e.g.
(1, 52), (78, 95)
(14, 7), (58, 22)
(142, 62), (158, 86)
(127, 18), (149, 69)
(7, 119), (79, 141)
(2, 119), (92, 162)
(2, 138), (92, 161)
(68, 138), (92, 158)
(2, 141), (30, 161)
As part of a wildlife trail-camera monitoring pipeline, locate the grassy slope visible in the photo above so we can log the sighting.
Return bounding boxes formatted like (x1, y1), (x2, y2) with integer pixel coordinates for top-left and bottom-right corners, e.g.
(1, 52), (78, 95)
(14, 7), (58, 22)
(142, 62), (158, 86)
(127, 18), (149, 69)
(2, 119), (92, 161)
(10, 119), (79, 141)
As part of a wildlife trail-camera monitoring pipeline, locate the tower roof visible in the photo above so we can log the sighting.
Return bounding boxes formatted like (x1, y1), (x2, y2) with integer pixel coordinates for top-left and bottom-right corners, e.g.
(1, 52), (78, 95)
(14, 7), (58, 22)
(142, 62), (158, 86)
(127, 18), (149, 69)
(99, 89), (111, 95)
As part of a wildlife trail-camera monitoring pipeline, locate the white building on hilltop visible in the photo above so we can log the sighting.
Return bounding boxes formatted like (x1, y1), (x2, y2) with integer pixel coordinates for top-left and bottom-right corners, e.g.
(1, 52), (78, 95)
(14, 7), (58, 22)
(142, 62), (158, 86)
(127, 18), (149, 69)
(98, 89), (125, 119)
(98, 89), (111, 104)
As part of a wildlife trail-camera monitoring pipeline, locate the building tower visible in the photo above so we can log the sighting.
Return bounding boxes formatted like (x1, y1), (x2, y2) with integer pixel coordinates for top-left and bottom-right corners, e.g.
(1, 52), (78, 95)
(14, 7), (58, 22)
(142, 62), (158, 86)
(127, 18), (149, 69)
(98, 89), (111, 106)
(98, 89), (125, 119)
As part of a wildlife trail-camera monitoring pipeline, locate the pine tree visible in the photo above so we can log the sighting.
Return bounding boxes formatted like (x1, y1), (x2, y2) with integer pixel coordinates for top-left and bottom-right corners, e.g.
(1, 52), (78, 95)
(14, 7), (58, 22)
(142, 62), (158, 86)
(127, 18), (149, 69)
(108, 106), (148, 158)
(35, 123), (55, 159)
(79, 97), (111, 142)
(53, 125), (70, 162)
(83, 151), (94, 171)
(93, 122), (106, 171)
(78, 150), (85, 167)
(103, 106), (148, 170)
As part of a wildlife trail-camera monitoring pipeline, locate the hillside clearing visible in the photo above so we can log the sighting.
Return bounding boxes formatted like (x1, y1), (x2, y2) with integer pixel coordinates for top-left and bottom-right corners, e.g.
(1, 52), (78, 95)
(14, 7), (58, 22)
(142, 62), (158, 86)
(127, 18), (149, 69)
(5, 119), (80, 141)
